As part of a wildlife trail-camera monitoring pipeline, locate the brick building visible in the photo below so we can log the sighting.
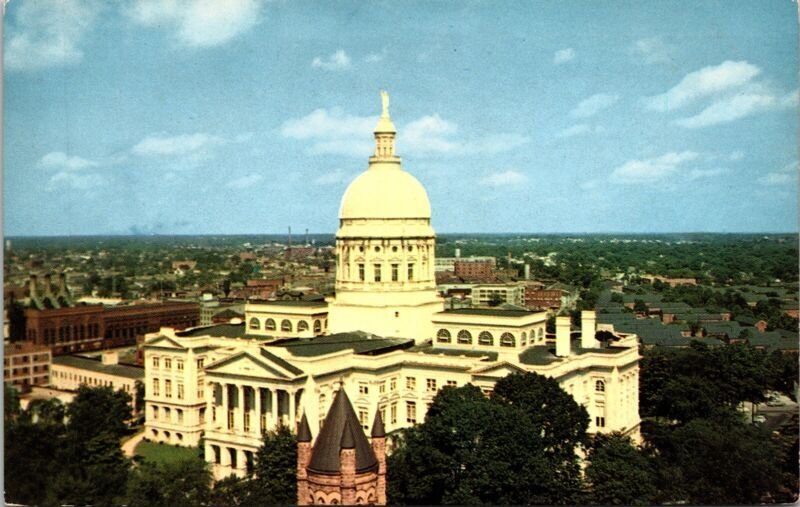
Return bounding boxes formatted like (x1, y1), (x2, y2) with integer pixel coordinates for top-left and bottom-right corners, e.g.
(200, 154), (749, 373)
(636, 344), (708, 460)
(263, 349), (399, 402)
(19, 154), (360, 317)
(453, 259), (495, 279)
(16, 273), (199, 355)
(297, 388), (386, 505)
(4, 341), (52, 392)
(525, 289), (566, 310)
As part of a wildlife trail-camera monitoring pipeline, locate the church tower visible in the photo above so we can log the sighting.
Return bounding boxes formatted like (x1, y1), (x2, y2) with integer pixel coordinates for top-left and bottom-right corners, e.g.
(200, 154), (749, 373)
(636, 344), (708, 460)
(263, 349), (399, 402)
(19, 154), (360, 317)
(327, 92), (443, 342)
(296, 389), (386, 505)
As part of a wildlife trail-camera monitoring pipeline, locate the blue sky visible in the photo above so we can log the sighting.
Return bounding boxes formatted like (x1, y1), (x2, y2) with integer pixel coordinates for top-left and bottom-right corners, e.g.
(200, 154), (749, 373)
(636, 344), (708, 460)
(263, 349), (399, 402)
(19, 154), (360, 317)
(4, 0), (798, 235)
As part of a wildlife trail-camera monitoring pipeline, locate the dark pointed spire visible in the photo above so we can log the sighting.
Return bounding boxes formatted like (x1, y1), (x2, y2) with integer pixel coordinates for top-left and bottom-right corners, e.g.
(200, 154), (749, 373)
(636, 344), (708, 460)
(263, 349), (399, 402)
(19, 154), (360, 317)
(298, 412), (312, 442)
(371, 408), (385, 438)
(340, 418), (356, 449)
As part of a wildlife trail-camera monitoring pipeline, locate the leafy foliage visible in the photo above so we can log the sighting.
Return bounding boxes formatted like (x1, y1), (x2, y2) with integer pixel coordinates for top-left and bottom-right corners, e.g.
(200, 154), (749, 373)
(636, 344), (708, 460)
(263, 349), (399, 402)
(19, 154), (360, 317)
(388, 374), (588, 505)
(584, 433), (657, 505)
(127, 457), (212, 507)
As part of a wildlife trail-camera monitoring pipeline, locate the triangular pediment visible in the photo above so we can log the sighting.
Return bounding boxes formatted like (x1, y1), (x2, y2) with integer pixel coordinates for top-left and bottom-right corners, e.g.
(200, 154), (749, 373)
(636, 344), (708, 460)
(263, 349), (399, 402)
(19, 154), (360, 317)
(205, 351), (300, 380)
(145, 335), (185, 349)
(470, 361), (526, 377)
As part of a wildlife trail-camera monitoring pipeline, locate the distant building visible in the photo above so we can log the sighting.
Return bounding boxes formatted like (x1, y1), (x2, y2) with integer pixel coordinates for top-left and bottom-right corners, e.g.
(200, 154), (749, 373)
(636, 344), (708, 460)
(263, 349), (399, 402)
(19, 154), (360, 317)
(453, 259), (496, 279)
(435, 256), (495, 273)
(50, 352), (143, 413)
(4, 341), (52, 392)
(243, 278), (285, 300)
(172, 260), (198, 271)
(526, 289), (566, 310)
(642, 275), (697, 287)
(15, 274), (200, 355)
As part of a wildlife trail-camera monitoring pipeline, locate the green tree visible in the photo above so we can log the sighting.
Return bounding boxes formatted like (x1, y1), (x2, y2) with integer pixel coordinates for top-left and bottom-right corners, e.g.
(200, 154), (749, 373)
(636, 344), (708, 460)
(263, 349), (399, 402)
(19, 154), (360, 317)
(67, 385), (132, 439)
(633, 299), (648, 313)
(248, 424), (298, 505)
(127, 457), (212, 507)
(584, 433), (658, 505)
(4, 383), (21, 421)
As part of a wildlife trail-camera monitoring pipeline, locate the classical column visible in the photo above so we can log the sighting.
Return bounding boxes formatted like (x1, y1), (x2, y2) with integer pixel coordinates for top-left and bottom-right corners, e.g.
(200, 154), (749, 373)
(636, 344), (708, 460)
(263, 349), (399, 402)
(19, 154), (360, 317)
(289, 390), (296, 430)
(269, 389), (278, 429)
(221, 383), (229, 430)
(255, 387), (263, 434)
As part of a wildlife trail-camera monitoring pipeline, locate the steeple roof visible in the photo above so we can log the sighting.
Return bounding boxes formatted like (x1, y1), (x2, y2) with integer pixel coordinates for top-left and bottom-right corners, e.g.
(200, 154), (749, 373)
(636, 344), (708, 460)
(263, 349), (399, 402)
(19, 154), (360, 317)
(371, 408), (385, 438)
(307, 388), (378, 474)
(297, 412), (312, 442)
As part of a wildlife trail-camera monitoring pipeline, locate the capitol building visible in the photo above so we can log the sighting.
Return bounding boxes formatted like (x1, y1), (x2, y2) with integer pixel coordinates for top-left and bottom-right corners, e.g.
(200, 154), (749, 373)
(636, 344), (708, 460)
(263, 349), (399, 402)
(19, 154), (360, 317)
(143, 93), (642, 480)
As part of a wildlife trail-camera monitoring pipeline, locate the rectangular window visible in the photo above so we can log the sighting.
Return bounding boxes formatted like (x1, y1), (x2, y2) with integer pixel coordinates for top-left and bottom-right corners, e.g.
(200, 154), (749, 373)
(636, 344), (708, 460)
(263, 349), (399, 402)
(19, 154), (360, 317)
(378, 381), (386, 394)
(165, 379), (172, 398)
(152, 378), (160, 397)
(164, 358), (172, 369)
(373, 264), (382, 282)
(197, 358), (205, 369)
(379, 406), (387, 427)
(390, 377), (397, 392)
(164, 407), (171, 421)
(446, 380), (457, 387)
(391, 264), (399, 281)
(177, 383), (184, 400)
(426, 378), (437, 392)
(358, 264), (365, 281)
(406, 401), (417, 424)
(177, 409), (184, 423)
(199, 408), (206, 424)
(359, 408), (369, 430)
(152, 405), (159, 420)
(358, 382), (369, 395)
(176, 360), (184, 371)
(406, 376), (416, 391)
(408, 263), (414, 281)
(152, 357), (160, 368)
(197, 380), (204, 399)
(595, 416), (605, 428)
(390, 402), (398, 424)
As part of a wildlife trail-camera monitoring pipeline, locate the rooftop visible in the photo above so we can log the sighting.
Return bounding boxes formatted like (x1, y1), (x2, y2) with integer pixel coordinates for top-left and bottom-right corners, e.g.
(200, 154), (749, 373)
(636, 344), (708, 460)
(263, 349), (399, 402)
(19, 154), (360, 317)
(247, 299), (328, 308)
(437, 308), (539, 318)
(272, 332), (415, 357)
(53, 355), (144, 379)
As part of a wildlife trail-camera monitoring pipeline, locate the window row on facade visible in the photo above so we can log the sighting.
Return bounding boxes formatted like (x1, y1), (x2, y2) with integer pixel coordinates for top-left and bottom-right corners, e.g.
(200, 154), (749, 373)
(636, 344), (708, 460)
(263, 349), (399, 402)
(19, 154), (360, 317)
(152, 355), (205, 371)
(435, 327), (545, 347)
(248, 317), (324, 333)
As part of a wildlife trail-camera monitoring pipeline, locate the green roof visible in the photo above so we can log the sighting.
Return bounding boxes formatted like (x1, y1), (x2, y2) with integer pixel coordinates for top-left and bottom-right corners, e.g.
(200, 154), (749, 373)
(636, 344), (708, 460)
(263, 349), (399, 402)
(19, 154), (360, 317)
(178, 323), (250, 338)
(518, 346), (560, 365)
(407, 345), (498, 361)
(248, 299), (328, 308)
(273, 332), (415, 357)
(53, 355), (144, 379)
(438, 308), (538, 318)
(746, 331), (799, 352)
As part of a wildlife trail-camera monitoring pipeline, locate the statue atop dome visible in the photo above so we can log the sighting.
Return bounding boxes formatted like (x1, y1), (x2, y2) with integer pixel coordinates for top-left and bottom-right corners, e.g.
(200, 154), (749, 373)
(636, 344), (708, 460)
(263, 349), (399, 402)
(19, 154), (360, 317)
(380, 90), (390, 118)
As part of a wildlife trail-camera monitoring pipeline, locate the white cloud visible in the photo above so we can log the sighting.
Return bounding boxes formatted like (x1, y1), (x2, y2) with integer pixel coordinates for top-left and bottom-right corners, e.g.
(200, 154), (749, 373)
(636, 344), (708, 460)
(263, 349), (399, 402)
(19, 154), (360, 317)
(5, 0), (102, 71)
(580, 178), (601, 190)
(127, 0), (261, 48)
(132, 133), (224, 156)
(313, 169), (352, 185)
(39, 151), (99, 170)
(311, 50), (352, 70)
(687, 168), (725, 181)
(480, 170), (527, 187)
(570, 94), (619, 118)
(281, 108), (375, 140)
(729, 151), (745, 161)
(553, 48), (575, 65)
(555, 124), (607, 139)
(630, 37), (673, 65)
(364, 49), (387, 63)
(780, 88), (799, 108)
(225, 173), (263, 189)
(46, 171), (107, 191)
(644, 60), (761, 112)
(674, 93), (777, 128)
(281, 109), (527, 157)
(758, 161), (798, 186)
(611, 151), (699, 184)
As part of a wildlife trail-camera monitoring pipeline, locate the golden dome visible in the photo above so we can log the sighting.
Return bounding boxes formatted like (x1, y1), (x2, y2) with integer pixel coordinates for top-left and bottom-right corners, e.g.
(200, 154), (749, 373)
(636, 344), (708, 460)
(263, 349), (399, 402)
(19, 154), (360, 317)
(338, 91), (432, 221)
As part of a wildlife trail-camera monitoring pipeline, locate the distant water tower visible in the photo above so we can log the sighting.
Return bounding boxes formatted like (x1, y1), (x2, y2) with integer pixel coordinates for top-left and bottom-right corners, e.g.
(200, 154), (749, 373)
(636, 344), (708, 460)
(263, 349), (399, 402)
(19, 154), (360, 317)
(5, 239), (10, 251)
(455, 248), (461, 258)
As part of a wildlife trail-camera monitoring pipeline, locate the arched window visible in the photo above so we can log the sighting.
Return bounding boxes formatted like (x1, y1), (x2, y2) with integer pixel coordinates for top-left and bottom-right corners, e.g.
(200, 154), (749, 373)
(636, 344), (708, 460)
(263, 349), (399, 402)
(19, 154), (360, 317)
(457, 330), (472, 344)
(298, 320), (309, 332)
(249, 318), (260, 330)
(595, 380), (605, 392)
(538, 328), (544, 339)
(281, 320), (292, 332)
(500, 333), (515, 347)
(436, 329), (451, 343)
(265, 319), (276, 331)
(478, 331), (494, 346)
(521, 331), (527, 345)
(313, 320), (322, 333)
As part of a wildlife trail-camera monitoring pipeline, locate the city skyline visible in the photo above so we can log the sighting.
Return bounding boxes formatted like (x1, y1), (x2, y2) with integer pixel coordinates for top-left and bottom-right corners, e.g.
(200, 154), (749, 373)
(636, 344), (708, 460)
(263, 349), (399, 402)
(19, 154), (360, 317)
(4, 0), (798, 236)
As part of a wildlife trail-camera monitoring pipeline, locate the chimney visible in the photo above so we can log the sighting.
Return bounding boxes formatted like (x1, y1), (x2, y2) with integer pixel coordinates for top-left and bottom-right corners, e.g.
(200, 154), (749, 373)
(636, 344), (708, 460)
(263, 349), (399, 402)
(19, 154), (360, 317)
(524, 264), (531, 280)
(43, 273), (54, 297)
(101, 351), (119, 365)
(581, 310), (598, 349)
(455, 248), (461, 258)
(58, 272), (68, 296)
(556, 316), (571, 357)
